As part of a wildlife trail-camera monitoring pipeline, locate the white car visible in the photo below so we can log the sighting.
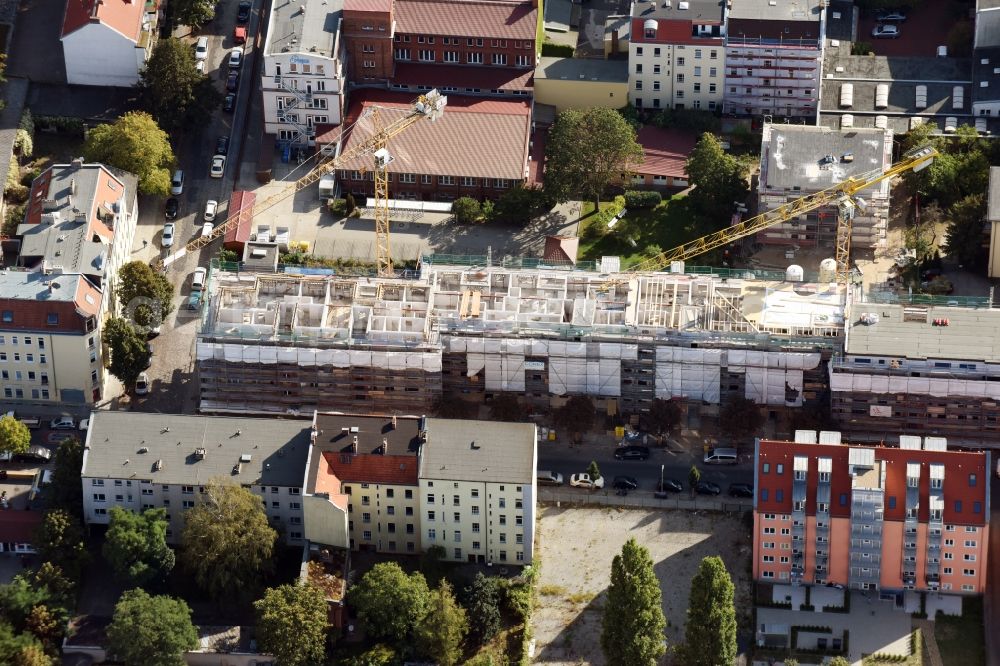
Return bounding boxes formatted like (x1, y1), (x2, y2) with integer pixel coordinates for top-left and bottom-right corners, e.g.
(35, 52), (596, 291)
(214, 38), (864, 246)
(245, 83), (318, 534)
(195, 36), (209, 60)
(195, 60), (205, 73)
(192, 267), (207, 290)
(871, 24), (900, 38)
(210, 155), (226, 178)
(229, 47), (243, 69)
(204, 199), (218, 222)
(162, 222), (175, 247)
(570, 473), (604, 489)
(50, 416), (75, 430)
(135, 372), (150, 395)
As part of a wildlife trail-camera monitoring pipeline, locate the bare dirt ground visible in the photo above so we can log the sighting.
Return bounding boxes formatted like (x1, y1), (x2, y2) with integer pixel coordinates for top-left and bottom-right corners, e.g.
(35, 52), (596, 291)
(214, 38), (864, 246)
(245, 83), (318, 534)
(532, 505), (752, 665)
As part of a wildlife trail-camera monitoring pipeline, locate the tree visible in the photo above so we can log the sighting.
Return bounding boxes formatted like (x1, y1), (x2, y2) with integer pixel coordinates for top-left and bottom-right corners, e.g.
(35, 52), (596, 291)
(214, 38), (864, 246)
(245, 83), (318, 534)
(679, 556), (737, 666)
(415, 580), (467, 666)
(103, 507), (175, 587)
(180, 481), (277, 602)
(586, 460), (602, 483)
(643, 398), (681, 436)
(34, 511), (87, 580)
(138, 38), (222, 133)
(103, 318), (151, 389)
(553, 395), (596, 443)
(544, 107), (644, 208)
(463, 573), (502, 644)
(254, 583), (328, 666)
(107, 589), (198, 666)
(601, 538), (665, 665)
(719, 396), (764, 441)
(342, 644), (397, 666)
(0, 623), (48, 666)
(945, 193), (987, 269)
(169, 0), (215, 29)
(45, 438), (83, 517)
(25, 563), (76, 610)
(906, 201), (942, 263)
(685, 132), (749, 220)
(346, 562), (429, 644)
(0, 415), (30, 457)
(12, 643), (52, 666)
(487, 394), (525, 422)
(82, 112), (175, 196)
(117, 261), (174, 330)
(25, 604), (63, 654)
(451, 197), (481, 224)
(688, 465), (701, 489)
(491, 185), (553, 225)
(827, 658), (850, 666)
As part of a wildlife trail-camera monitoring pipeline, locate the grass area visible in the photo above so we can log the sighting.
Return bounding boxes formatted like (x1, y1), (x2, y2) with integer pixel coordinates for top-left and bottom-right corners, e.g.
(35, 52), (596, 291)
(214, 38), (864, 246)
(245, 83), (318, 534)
(862, 627), (924, 666)
(935, 597), (986, 666)
(577, 194), (722, 268)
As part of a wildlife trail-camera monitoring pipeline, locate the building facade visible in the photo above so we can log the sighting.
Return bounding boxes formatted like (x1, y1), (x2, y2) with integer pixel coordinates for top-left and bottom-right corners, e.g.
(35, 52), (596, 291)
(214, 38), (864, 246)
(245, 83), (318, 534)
(628, 0), (726, 112)
(61, 0), (159, 87)
(754, 432), (990, 595)
(532, 57), (628, 112)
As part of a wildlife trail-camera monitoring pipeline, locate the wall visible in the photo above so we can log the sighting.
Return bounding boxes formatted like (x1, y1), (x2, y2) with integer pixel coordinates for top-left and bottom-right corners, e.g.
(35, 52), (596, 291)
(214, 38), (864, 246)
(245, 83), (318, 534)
(628, 42), (725, 112)
(303, 494), (349, 549)
(63, 27), (140, 87)
(534, 77), (627, 112)
(261, 51), (344, 145)
(940, 524), (988, 593)
(343, 8), (394, 81)
(880, 520), (904, 590)
(989, 220), (1000, 278)
(829, 517), (850, 584)
(50, 331), (101, 404)
(337, 170), (523, 202)
(344, 481), (421, 554)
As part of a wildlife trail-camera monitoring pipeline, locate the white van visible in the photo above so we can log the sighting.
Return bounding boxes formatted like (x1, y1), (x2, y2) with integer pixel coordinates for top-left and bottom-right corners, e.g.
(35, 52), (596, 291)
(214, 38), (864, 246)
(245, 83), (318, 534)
(704, 447), (738, 465)
(170, 170), (185, 195)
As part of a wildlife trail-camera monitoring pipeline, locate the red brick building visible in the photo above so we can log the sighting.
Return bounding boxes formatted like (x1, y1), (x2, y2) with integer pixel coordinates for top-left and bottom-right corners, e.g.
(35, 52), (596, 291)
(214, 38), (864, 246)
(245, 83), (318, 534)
(342, 0), (396, 82)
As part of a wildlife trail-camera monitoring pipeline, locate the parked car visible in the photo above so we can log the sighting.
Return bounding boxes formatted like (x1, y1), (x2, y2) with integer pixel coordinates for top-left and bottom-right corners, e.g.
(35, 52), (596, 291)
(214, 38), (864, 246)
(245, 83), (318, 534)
(536, 470), (564, 486)
(210, 155), (226, 178)
(192, 267), (208, 290)
(223, 93), (236, 112)
(165, 197), (179, 219)
(135, 372), (150, 395)
(226, 71), (240, 92)
(170, 169), (184, 195)
(50, 416), (75, 430)
(614, 445), (650, 461)
(234, 26), (247, 44)
(871, 24), (900, 38)
(569, 473), (604, 489)
(228, 47), (243, 69)
(22, 445), (52, 462)
(185, 290), (203, 311)
(695, 480), (722, 496)
(195, 60), (205, 73)
(611, 476), (639, 490)
(162, 222), (175, 248)
(656, 478), (684, 493)
(215, 136), (229, 155)
(728, 483), (754, 498)
(204, 199), (218, 222)
(875, 9), (906, 21)
(237, 0), (251, 23)
(195, 36), (209, 60)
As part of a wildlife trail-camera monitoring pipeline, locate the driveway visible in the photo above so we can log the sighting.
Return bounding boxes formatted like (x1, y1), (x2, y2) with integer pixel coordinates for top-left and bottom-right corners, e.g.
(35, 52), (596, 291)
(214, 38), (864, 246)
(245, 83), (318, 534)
(857, 0), (967, 58)
(7, 0), (67, 83)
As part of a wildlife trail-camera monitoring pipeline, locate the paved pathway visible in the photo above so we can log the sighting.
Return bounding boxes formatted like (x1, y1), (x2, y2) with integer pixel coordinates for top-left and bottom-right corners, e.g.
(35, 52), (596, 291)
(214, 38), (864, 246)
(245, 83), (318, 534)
(914, 618), (944, 666)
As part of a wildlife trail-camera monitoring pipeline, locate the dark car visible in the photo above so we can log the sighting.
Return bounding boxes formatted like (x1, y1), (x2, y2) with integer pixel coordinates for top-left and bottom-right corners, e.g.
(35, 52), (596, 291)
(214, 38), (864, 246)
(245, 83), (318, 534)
(237, 0), (251, 23)
(614, 445), (651, 461)
(144, 341), (153, 369)
(656, 478), (684, 493)
(695, 480), (721, 496)
(728, 483), (754, 498)
(215, 136), (230, 155)
(611, 476), (639, 491)
(223, 93), (236, 113)
(226, 71), (240, 92)
(164, 197), (179, 219)
(875, 9), (906, 21)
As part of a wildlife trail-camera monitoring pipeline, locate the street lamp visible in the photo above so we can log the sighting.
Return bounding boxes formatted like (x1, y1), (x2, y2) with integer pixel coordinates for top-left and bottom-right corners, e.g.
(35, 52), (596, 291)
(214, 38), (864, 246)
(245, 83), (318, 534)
(660, 464), (664, 491)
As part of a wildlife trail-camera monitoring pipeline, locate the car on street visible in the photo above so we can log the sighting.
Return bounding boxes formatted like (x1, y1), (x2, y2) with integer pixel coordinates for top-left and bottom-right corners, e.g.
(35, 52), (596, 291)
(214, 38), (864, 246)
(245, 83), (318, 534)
(195, 36), (209, 60)
(135, 372), (150, 395)
(570, 473), (604, 489)
(162, 222), (175, 247)
(170, 169), (184, 195)
(204, 199), (218, 222)
(226, 71), (240, 92)
(210, 155), (226, 178)
(875, 9), (906, 21)
(695, 480), (722, 496)
(223, 93), (236, 112)
(237, 0), (251, 23)
(192, 267), (208, 290)
(164, 198), (179, 220)
(229, 47), (243, 69)
(871, 24), (900, 38)
(50, 416), (75, 430)
(185, 290), (204, 311)
(22, 445), (52, 462)
(215, 136), (229, 155)
(728, 483), (754, 498)
(195, 60), (205, 73)
(614, 445), (650, 461)
(656, 478), (684, 493)
(537, 470), (564, 486)
(611, 476), (639, 490)
(234, 26), (247, 44)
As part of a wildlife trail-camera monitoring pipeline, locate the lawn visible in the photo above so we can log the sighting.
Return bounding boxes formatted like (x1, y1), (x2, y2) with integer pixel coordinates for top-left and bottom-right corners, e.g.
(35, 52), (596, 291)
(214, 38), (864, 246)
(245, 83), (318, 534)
(935, 596), (985, 666)
(577, 194), (724, 269)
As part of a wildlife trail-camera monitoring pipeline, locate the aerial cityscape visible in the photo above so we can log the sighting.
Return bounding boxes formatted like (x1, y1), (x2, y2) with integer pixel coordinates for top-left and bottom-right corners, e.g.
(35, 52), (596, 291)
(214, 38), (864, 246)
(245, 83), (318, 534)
(0, 0), (994, 663)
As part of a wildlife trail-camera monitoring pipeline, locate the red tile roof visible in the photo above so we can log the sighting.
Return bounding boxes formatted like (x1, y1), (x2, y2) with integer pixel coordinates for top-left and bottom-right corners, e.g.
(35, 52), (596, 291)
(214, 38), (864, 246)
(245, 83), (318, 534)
(630, 18), (723, 45)
(344, 0), (393, 12)
(0, 510), (42, 544)
(526, 127), (545, 185)
(323, 451), (419, 485)
(543, 235), (578, 264)
(339, 90), (531, 180)
(224, 191), (256, 248)
(62, 0), (145, 40)
(393, 62), (534, 91)
(635, 126), (697, 179)
(394, 0), (538, 40)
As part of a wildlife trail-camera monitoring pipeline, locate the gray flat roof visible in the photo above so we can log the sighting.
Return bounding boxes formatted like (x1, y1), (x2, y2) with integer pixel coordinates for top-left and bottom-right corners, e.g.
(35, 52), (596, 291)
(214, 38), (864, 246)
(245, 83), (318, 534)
(825, 1), (853, 41)
(535, 57), (628, 83)
(82, 412), (312, 487)
(989, 167), (1000, 222)
(976, 7), (1000, 49)
(824, 43), (972, 81)
(0, 270), (85, 301)
(420, 418), (535, 484)
(630, 0), (724, 21)
(728, 0), (822, 21)
(267, 0), (343, 58)
(973, 47), (1000, 102)
(759, 124), (890, 192)
(820, 79), (964, 116)
(846, 304), (1000, 363)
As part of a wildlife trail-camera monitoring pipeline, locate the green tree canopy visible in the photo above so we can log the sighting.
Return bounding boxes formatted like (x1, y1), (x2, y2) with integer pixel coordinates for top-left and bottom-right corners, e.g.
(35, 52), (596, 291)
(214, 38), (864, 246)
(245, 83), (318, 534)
(601, 538), (666, 665)
(103, 507), (175, 587)
(688, 465), (701, 489)
(680, 556), (737, 666)
(170, 0), (216, 27)
(553, 395), (596, 441)
(490, 185), (554, 225)
(463, 573), (502, 644)
(451, 197), (481, 224)
(33, 510), (88, 581)
(346, 562), (429, 644)
(103, 318), (151, 389)
(543, 107), (644, 208)
(586, 460), (602, 482)
(0, 415), (30, 457)
(719, 396), (764, 441)
(254, 583), (329, 666)
(945, 193), (988, 270)
(415, 580), (467, 666)
(685, 132), (750, 221)
(45, 438), (83, 517)
(107, 589), (198, 666)
(138, 38), (222, 133)
(0, 622), (49, 666)
(487, 394), (525, 422)
(180, 481), (277, 602)
(117, 260), (174, 330)
(643, 398), (682, 436)
(82, 112), (175, 196)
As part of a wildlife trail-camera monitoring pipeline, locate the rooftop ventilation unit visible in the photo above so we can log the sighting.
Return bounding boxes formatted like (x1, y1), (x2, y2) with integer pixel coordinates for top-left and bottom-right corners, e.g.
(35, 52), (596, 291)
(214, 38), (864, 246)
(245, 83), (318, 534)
(240, 454), (252, 462)
(194, 448), (207, 460)
(153, 459), (163, 471)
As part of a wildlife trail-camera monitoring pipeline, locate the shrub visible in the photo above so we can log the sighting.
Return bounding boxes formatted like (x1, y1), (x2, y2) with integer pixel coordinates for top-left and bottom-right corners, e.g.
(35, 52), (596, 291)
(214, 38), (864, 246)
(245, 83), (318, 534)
(329, 198), (348, 215)
(3, 203), (25, 237)
(541, 42), (574, 58)
(452, 196), (481, 223)
(624, 190), (662, 209)
(590, 195), (626, 231)
(36, 115), (85, 136)
(493, 186), (553, 225)
(852, 41), (873, 55)
(345, 192), (357, 214)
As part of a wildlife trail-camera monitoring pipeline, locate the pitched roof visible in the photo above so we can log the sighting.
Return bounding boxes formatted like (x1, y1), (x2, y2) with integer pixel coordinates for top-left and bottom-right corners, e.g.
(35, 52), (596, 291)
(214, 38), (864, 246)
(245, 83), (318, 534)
(393, 62), (534, 91)
(324, 451), (420, 485)
(344, 0), (392, 12)
(543, 235), (578, 264)
(629, 17), (723, 45)
(635, 126), (697, 178)
(420, 418), (536, 483)
(62, 0), (145, 40)
(394, 0), (538, 40)
(0, 271), (101, 333)
(338, 90), (531, 180)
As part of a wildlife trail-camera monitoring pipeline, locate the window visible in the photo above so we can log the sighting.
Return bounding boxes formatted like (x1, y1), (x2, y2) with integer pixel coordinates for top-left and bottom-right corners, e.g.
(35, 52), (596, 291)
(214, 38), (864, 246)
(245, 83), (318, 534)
(440, 175), (454, 186)
(93, 493), (106, 502)
(419, 50), (434, 62)
(92, 479), (105, 487)
(406, 524), (414, 534)
(454, 548), (462, 559)
(653, 81), (660, 91)
(964, 568), (976, 576)
(427, 528), (436, 539)
(969, 473), (977, 487)
(362, 512), (371, 523)
(363, 530), (372, 540)
(472, 522), (480, 532)
(516, 54), (531, 67)
(461, 176), (476, 187)
(499, 533), (507, 543)
(290, 502), (301, 510)
(635, 81), (643, 91)
(839, 493), (848, 506)
(516, 533), (523, 544)
(694, 49), (702, 59)
(710, 49), (717, 59)
(468, 52), (483, 64)
(775, 490), (783, 502)
(182, 486), (194, 494)
(361, 495), (370, 506)
(395, 48), (410, 60)
(515, 499), (523, 509)
(635, 64), (642, 74)
(762, 463), (770, 474)
(405, 506), (414, 516)
(776, 464), (784, 474)
(472, 505), (480, 515)
(387, 506), (395, 515)
(677, 57), (685, 66)
(694, 83), (701, 93)
(636, 47), (643, 56)
(965, 540), (977, 547)
(427, 510), (436, 521)
(955, 500), (963, 513)
(427, 493), (436, 504)
(944, 567), (953, 574)
(363, 60), (375, 68)
(491, 53), (507, 65)
(399, 173), (416, 184)
(454, 531), (461, 542)
(453, 512), (460, 522)
(362, 44), (374, 53)
(498, 498), (506, 508)
(760, 489), (769, 501)
(974, 501), (983, 514)
(676, 73), (685, 83)
(499, 515), (507, 525)
(2, 311), (11, 323)
(763, 527), (776, 535)
(421, 174), (433, 185)
(710, 67), (717, 77)
(405, 489), (413, 499)
(444, 51), (459, 63)
(183, 500), (195, 509)
(965, 554), (976, 561)
(694, 66), (701, 76)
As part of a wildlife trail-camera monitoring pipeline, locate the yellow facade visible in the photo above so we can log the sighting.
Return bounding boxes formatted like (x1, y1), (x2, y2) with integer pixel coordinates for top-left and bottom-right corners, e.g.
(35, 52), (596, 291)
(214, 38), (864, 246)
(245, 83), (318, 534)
(534, 78), (628, 113)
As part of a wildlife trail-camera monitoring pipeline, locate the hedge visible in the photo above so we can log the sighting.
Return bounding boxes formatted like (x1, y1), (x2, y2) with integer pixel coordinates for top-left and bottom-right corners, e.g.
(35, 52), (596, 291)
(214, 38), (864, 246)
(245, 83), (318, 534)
(624, 190), (662, 209)
(541, 42), (574, 57)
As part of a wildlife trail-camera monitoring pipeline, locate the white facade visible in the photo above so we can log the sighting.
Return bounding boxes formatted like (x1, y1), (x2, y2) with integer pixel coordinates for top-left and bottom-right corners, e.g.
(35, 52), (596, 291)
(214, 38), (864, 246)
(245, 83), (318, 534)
(261, 52), (346, 147)
(629, 42), (725, 112)
(62, 23), (152, 87)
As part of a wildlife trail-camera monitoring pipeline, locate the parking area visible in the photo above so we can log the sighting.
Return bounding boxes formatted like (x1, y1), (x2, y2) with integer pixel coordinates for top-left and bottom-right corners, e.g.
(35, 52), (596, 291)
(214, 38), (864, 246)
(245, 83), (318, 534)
(532, 505), (752, 665)
(857, 0), (968, 57)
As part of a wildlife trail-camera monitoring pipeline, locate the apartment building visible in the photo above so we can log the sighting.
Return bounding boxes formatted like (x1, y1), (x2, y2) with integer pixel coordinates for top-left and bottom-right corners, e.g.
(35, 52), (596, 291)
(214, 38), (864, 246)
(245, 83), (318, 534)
(628, 0), (725, 112)
(757, 123), (893, 253)
(261, 0), (346, 148)
(754, 432), (990, 595)
(81, 412), (311, 545)
(723, 0), (824, 117)
(61, 0), (159, 87)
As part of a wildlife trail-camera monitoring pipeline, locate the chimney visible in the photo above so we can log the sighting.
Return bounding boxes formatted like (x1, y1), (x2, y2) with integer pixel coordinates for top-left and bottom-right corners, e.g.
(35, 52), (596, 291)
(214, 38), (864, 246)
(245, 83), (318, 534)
(352, 435), (358, 453)
(71, 157), (84, 169)
(391, 415), (397, 429)
(382, 437), (388, 455)
(70, 179), (77, 195)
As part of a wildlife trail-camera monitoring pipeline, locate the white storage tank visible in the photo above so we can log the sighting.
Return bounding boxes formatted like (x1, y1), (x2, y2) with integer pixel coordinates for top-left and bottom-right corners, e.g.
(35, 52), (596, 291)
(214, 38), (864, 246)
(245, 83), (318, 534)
(875, 115), (888, 129)
(786, 264), (805, 282)
(840, 83), (854, 108)
(819, 258), (838, 282)
(875, 83), (889, 109)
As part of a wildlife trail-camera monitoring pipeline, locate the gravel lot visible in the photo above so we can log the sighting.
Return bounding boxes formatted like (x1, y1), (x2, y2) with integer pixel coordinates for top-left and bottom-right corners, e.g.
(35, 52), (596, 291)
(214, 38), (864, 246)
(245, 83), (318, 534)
(532, 505), (752, 665)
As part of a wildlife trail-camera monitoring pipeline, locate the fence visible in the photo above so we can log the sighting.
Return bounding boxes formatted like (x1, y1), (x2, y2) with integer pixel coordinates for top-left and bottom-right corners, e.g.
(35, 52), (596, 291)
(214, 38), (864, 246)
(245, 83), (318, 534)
(864, 291), (992, 308)
(539, 487), (752, 513)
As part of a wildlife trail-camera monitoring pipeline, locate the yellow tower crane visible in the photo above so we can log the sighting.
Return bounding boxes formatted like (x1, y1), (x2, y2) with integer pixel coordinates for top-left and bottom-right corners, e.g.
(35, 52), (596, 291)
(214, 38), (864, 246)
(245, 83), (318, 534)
(598, 144), (938, 291)
(159, 90), (447, 275)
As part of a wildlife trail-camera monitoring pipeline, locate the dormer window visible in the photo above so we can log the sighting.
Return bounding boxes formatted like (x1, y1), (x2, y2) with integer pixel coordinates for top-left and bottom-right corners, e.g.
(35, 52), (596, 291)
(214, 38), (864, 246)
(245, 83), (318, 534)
(644, 19), (657, 39)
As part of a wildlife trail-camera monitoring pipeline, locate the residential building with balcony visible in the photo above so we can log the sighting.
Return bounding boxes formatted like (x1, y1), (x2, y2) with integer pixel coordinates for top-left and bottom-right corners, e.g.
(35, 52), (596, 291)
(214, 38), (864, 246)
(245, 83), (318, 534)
(262, 0), (347, 148)
(61, 0), (159, 87)
(627, 0), (725, 112)
(754, 432), (990, 595)
(723, 0), (824, 117)
(81, 412), (311, 545)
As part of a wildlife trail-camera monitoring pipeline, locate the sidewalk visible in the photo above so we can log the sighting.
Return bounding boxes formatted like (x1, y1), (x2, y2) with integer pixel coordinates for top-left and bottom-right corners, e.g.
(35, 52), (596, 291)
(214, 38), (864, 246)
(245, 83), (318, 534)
(539, 486), (752, 512)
